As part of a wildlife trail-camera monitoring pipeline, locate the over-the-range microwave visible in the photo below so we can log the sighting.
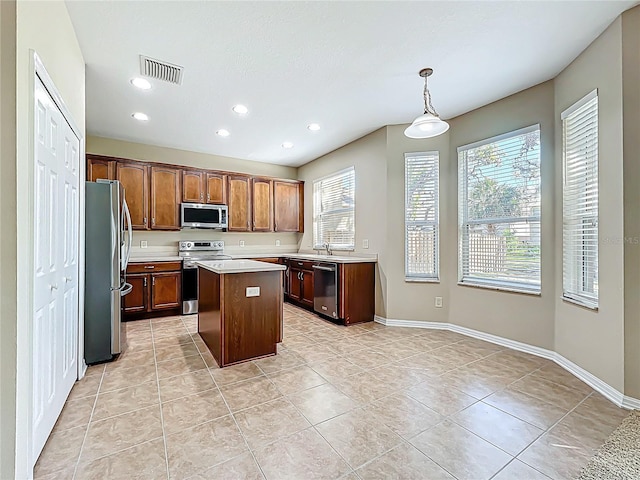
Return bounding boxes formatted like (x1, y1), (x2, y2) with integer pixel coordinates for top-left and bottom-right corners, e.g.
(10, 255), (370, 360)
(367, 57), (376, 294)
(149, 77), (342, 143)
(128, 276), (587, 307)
(181, 203), (228, 229)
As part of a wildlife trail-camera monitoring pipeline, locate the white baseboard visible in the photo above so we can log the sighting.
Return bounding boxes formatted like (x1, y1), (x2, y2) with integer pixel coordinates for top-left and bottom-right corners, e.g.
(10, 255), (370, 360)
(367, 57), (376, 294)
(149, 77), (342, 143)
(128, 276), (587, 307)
(374, 315), (639, 410)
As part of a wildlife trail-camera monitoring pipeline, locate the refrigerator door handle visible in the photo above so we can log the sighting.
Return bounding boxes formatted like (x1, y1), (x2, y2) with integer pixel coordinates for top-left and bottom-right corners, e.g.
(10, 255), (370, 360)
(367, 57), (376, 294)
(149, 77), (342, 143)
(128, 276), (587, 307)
(110, 203), (119, 289)
(122, 198), (133, 271)
(120, 282), (133, 297)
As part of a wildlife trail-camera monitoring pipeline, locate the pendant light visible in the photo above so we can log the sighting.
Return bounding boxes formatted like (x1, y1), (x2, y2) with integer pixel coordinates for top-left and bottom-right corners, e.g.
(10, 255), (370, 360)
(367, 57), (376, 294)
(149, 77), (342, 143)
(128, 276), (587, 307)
(404, 68), (450, 139)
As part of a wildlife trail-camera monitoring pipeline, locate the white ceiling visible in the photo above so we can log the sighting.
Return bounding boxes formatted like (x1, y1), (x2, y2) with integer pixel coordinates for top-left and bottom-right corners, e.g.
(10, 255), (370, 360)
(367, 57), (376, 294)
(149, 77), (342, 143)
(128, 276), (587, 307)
(66, 1), (636, 167)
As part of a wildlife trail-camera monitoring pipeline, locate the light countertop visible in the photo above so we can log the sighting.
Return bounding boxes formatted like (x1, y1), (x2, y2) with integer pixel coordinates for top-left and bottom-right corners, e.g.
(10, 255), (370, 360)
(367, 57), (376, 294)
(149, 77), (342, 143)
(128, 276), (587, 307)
(196, 259), (286, 274)
(129, 255), (183, 263)
(230, 253), (377, 264)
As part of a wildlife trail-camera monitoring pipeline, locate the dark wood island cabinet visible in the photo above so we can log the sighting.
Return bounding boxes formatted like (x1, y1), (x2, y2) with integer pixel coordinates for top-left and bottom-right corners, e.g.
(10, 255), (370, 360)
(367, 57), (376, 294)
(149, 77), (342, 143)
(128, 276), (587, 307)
(197, 260), (285, 367)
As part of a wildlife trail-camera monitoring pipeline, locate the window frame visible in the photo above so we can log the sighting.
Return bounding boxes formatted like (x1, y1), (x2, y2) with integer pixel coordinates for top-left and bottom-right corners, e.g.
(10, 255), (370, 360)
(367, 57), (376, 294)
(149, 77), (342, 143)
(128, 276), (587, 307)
(404, 151), (440, 282)
(561, 89), (599, 310)
(312, 166), (356, 251)
(457, 124), (542, 294)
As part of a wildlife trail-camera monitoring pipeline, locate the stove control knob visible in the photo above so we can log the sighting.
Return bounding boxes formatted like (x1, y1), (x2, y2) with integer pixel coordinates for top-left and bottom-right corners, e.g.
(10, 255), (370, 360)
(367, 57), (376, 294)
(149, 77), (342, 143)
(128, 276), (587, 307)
(187, 242), (193, 248)
(180, 242), (185, 248)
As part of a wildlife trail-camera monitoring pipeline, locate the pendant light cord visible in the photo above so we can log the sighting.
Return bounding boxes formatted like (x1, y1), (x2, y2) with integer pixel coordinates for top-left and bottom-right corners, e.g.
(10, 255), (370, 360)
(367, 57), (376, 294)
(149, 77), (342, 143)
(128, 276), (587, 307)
(423, 75), (440, 117)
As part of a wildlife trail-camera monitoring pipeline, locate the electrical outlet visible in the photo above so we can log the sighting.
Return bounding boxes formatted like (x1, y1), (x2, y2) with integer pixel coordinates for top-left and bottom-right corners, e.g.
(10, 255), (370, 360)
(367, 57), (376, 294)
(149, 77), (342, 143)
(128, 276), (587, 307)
(362, 239), (369, 249)
(276, 239), (281, 247)
(140, 240), (148, 249)
(246, 286), (260, 297)
(239, 240), (245, 247)
(435, 297), (443, 308)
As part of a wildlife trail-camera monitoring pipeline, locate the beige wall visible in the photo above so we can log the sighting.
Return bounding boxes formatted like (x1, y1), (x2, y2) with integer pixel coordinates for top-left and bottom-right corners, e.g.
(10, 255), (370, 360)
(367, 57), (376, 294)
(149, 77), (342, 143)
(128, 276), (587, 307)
(15, 1), (86, 476)
(448, 82), (556, 350)
(622, 6), (640, 398)
(0, 2), (17, 478)
(87, 136), (301, 252)
(297, 128), (388, 316)
(554, 18), (625, 392)
(384, 125), (451, 323)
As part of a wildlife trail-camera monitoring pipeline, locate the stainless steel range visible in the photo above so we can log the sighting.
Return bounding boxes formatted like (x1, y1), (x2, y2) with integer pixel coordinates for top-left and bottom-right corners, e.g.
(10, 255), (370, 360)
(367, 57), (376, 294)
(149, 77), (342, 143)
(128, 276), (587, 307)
(179, 240), (231, 314)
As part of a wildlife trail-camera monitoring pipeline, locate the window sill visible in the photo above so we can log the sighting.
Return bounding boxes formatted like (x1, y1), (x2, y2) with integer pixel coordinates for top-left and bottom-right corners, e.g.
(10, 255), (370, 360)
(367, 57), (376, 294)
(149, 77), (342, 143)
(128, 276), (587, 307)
(405, 278), (440, 284)
(457, 281), (541, 296)
(562, 295), (598, 311)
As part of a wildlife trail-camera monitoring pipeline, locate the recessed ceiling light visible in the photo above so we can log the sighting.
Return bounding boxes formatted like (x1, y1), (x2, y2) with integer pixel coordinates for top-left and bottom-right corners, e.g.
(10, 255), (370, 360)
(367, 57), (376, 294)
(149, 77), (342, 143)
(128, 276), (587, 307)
(307, 123), (321, 131)
(131, 77), (151, 90)
(132, 112), (149, 121)
(282, 142), (294, 149)
(216, 129), (230, 137)
(232, 104), (248, 115)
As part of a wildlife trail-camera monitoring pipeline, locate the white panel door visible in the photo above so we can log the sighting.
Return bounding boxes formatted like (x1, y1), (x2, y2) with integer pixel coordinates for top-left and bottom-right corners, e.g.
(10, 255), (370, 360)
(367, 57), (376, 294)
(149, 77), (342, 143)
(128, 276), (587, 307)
(32, 76), (79, 461)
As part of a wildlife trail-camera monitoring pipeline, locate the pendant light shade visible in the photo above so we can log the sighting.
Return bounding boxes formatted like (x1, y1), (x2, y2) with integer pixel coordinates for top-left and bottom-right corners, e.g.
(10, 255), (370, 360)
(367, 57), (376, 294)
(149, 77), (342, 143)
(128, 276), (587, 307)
(404, 68), (449, 139)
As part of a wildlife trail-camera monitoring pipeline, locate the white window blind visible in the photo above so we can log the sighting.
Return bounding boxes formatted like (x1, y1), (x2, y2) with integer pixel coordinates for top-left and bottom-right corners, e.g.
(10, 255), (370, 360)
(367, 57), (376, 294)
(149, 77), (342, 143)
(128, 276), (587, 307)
(313, 167), (355, 250)
(458, 125), (541, 292)
(562, 90), (598, 308)
(405, 152), (439, 281)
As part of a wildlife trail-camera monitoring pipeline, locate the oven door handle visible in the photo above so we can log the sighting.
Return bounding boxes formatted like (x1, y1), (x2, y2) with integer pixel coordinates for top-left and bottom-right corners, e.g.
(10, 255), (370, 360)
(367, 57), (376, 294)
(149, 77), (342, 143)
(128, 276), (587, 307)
(313, 265), (336, 272)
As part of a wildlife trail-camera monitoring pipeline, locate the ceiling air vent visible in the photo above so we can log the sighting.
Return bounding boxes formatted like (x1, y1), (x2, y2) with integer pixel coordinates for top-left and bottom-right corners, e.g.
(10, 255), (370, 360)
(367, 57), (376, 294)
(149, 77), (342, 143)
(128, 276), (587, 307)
(139, 55), (184, 85)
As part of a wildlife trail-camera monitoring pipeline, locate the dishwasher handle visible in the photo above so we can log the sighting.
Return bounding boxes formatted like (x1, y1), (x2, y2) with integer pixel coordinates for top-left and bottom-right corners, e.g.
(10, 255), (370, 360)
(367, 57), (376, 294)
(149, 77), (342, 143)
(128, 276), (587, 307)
(313, 265), (336, 272)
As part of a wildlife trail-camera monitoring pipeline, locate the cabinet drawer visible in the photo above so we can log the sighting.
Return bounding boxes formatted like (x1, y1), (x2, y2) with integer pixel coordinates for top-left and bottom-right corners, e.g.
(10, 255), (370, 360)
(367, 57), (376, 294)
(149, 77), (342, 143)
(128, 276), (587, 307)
(127, 261), (182, 274)
(289, 259), (314, 271)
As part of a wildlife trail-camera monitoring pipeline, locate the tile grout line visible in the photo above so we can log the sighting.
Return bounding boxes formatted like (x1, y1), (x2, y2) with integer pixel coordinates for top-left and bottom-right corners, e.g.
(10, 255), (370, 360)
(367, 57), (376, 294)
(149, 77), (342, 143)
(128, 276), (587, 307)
(71, 364), (106, 479)
(188, 319), (269, 480)
(151, 320), (173, 480)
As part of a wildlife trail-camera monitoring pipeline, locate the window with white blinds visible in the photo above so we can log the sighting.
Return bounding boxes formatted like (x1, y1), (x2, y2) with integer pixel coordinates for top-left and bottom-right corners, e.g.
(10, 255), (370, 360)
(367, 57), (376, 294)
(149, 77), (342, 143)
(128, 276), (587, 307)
(405, 152), (439, 281)
(313, 167), (355, 250)
(562, 90), (598, 308)
(458, 125), (541, 292)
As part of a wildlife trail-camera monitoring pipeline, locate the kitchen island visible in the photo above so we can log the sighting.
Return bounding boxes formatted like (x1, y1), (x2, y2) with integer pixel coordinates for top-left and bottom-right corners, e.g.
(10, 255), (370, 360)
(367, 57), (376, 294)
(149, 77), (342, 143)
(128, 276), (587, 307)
(196, 260), (286, 368)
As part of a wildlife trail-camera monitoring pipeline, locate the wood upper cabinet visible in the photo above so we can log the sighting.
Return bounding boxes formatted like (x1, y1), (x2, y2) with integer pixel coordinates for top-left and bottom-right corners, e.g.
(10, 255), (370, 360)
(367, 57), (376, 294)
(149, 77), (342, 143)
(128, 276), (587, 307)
(206, 173), (226, 204)
(274, 181), (304, 233)
(87, 155), (116, 182)
(251, 178), (273, 231)
(117, 162), (149, 230)
(182, 170), (205, 203)
(150, 166), (181, 230)
(150, 272), (182, 310)
(227, 175), (251, 231)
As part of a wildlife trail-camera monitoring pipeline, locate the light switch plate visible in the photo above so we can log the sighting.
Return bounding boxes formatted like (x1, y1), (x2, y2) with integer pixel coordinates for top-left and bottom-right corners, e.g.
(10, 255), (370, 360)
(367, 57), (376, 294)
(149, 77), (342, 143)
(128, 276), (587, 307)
(140, 240), (148, 249)
(435, 296), (443, 308)
(239, 240), (245, 247)
(362, 239), (369, 249)
(276, 239), (281, 247)
(246, 286), (260, 297)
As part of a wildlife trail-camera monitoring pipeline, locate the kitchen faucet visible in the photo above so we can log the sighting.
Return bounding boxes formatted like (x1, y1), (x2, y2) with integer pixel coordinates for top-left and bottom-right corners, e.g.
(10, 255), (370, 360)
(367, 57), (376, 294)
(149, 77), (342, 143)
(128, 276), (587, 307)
(323, 242), (333, 255)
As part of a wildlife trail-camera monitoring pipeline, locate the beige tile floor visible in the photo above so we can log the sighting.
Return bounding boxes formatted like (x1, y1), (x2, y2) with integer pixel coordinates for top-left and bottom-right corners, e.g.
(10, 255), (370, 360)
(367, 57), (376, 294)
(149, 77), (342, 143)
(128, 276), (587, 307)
(35, 304), (628, 480)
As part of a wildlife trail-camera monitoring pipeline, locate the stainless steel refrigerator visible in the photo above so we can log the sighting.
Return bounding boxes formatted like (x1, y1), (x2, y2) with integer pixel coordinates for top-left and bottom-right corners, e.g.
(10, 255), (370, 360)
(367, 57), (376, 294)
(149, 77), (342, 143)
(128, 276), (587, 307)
(84, 180), (133, 364)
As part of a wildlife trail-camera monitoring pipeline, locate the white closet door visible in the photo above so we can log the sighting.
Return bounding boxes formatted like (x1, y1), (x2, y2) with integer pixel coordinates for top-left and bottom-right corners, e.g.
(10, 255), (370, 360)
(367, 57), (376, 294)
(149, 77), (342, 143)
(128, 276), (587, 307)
(32, 76), (79, 461)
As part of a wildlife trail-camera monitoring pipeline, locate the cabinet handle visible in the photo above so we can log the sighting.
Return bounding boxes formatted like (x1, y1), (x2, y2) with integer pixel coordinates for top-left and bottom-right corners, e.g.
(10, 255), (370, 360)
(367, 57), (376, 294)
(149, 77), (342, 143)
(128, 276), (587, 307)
(152, 277), (155, 286)
(152, 217), (155, 226)
(207, 193), (210, 201)
(143, 277), (147, 287)
(144, 217), (147, 225)
(275, 222), (278, 231)
(200, 192), (203, 201)
(144, 265), (155, 269)
(253, 220), (256, 229)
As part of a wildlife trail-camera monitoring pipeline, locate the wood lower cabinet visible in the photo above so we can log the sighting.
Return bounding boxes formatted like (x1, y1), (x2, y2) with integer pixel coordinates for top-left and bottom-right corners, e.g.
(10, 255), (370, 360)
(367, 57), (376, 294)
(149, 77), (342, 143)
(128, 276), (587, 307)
(150, 166), (181, 230)
(123, 262), (182, 319)
(274, 181), (303, 232)
(206, 173), (226, 204)
(117, 162), (149, 230)
(182, 170), (205, 203)
(122, 273), (148, 314)
(252, 178), (273, 231)
(287, 264), (314, 309)
(228, 175), (251, 231)
(87, 155), (116, 182)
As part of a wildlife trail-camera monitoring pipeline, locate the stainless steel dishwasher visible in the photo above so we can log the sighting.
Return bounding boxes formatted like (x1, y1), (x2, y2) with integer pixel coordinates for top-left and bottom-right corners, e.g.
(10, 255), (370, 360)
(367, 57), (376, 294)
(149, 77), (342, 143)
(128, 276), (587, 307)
(313, 262), (339, 319)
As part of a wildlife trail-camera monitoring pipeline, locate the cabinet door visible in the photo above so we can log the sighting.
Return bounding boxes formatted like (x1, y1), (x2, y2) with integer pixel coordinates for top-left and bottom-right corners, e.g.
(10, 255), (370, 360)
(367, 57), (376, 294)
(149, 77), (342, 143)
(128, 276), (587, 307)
(227, 175), (251, 231)
(273, 181), (303, 232)
(150, 166), (181, 230)
(150, 272), (182, 310)
(87, 156), (116, 182)
(288, 268), (302, 301)
(206, 173), (227, 204)
(122, 274), (148, 314)
(301, 269), (314, 307)
(252, 178), (273, 231)
(182, 170), (204, 203)
(117, 162), (149, 230)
